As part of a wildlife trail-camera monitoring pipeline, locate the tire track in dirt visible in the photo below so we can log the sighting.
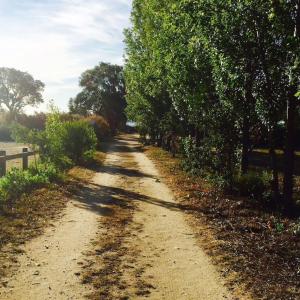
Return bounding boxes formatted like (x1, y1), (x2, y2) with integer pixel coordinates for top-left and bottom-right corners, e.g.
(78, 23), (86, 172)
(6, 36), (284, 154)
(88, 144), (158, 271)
(83, 135), (234, 300)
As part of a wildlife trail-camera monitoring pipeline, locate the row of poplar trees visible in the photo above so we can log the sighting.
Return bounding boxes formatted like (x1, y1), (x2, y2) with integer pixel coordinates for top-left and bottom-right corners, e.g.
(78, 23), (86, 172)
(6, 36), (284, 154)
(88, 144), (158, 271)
(124, 0), (300, 212)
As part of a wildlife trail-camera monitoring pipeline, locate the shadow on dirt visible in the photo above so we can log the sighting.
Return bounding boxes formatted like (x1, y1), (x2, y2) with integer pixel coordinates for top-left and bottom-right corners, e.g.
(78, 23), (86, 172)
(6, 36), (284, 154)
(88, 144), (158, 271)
(72, 181), (202, 218)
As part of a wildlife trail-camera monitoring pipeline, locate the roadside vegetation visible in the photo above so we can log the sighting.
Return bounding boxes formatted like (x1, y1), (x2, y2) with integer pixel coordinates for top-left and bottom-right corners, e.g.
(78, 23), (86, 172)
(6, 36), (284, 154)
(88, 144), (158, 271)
(124, 0), (300, 214)
(124, 1), (300, 299)
(0, 62), (126, 205)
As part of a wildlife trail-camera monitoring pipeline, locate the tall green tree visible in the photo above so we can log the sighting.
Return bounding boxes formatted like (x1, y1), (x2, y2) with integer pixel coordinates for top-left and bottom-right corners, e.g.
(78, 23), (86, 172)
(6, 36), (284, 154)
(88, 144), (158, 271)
(0, 68), (44, 121)
(125, 0), (300, 210)
(69, 62), (127, 131)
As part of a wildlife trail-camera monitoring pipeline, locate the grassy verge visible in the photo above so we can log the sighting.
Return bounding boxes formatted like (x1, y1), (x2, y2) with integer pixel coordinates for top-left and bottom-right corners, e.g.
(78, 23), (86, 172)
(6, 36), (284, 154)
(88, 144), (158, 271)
(0, 149), (106, 283)
(145, 146), (300, 300)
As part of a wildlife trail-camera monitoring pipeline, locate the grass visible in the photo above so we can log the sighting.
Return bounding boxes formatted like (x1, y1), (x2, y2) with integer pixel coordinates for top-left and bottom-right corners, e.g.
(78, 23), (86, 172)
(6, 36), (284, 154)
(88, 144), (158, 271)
(145, 145), (300, 300)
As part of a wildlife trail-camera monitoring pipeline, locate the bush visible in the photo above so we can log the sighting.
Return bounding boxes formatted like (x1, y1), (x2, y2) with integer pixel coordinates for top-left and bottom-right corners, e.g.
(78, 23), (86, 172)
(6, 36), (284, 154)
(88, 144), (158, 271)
(181, 136), (213, 175)
(28, 163), (63, 182)
(12, 110), (98, 170)
(0, 125), (13, 141)
(35, 112), (97, 169)
(0, 163), (62, 202)
(62, 120), (97, 164)
(59, 113), (82, 122)
(233, 171), (272, 200)
(17, 113), (47, 130)
(84, 115), (111, 141)
(181, 136), (203, 174)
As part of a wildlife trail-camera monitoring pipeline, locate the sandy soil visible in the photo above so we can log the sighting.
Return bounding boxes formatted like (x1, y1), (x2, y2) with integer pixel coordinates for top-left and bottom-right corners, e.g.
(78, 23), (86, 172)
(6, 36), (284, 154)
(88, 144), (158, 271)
(0, 135), (234, 300)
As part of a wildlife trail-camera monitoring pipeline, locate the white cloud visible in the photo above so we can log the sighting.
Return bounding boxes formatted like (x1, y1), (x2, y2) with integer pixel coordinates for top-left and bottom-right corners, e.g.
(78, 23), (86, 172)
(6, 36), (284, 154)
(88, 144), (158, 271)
(0, 0), (132, 112)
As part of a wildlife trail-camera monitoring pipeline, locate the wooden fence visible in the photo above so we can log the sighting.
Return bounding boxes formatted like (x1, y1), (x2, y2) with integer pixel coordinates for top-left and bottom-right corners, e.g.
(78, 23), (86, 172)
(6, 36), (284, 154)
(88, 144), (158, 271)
(0, 148), (36, 177)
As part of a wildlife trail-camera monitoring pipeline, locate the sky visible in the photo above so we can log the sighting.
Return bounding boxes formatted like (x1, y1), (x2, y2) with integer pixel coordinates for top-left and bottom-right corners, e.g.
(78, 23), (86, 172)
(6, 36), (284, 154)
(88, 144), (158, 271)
(0, 0), (132, 113)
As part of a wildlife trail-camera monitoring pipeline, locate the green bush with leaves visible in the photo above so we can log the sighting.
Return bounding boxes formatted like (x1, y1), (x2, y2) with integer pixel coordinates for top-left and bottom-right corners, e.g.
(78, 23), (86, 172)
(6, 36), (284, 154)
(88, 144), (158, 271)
(13, 110), (97, 170)
(233, 171), (272, 201)
(181, 137), (211, 175)
(0, 163), (61, 202)
(62, 120), (97, 164)
(84, 115), (111, 141)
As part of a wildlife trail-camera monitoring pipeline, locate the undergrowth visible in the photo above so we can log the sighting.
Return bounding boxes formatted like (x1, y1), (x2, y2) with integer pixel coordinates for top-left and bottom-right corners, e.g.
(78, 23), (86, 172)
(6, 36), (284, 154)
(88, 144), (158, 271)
(0, 163), (62, 203)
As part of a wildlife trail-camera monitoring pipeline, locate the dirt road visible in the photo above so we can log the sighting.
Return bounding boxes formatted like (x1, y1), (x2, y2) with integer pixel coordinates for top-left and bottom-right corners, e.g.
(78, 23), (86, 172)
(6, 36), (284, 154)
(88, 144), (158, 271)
(0, 135), (233, 299)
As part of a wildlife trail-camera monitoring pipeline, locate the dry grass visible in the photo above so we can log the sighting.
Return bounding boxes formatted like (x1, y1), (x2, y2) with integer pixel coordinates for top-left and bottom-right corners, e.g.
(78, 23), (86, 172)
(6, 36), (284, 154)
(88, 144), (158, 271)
(145, 146), (300, 300)
(80, 152), (152, 299)
(82, 201), (135, 300)
(0, 185), (70, 281)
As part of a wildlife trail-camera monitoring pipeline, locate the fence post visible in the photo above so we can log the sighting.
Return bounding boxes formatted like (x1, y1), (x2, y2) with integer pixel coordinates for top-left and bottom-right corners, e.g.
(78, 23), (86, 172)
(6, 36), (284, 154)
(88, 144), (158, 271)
(0, 150), (6, 177)
(22, 148), (29, 170)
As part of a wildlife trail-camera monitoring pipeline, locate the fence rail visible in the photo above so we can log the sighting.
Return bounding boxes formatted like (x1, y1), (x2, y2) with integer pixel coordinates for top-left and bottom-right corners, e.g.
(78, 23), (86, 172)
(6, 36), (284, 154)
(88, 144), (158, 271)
(0, 148), (36, 177)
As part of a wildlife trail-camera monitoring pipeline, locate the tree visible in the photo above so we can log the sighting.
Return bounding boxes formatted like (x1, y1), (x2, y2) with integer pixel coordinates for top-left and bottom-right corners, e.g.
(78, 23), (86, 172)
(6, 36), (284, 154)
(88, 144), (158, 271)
(69, 62), (127, 131)
(269, 0), (300, 210)
(0, 68), (44, 121)
(125, 0), (300, 209)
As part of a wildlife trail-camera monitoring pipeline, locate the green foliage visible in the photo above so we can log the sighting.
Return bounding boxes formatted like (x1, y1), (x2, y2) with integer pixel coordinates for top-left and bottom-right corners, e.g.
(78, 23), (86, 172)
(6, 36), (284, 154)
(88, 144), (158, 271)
(62, 120), (97, 164)
(0, 125), (13, 141)
(275, 222), (285, 233)
(40, 113), (97, 168)
(84, 115), (111, 140)
(69, 62), (127, 132)
(124, 0), (300, 207)
(233, 171), (272, 200)
(12, 110), (97, 169)
(181, 137), (210, 175)
(28, 163), (63, 183)
(0, 68), (44, 120)
(0, 163), (61, 202)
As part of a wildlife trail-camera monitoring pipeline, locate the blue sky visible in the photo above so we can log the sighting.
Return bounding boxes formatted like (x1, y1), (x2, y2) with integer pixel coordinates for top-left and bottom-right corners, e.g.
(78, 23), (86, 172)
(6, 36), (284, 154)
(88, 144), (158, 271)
(0, 0), (132, 112)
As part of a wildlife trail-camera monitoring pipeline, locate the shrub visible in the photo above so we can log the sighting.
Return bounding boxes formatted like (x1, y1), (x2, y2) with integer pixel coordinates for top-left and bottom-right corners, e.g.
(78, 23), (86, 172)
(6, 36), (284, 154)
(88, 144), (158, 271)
(0, 125), (12, 141)
(84, 115), (111, 141)
(233, 171), (272, 200)
(17, 113), (47, 130)
(12, 110), (98, 170)
(41, 111), (72, 169)
(181, 136), (204, 174)
(40, 115), (97, 168)
(0, 163), (62, 202)
(28, 163), (63, 182)
(62, 120), (97, 164)
(181, 136), (214, 175)
(59, 113), (82, 122)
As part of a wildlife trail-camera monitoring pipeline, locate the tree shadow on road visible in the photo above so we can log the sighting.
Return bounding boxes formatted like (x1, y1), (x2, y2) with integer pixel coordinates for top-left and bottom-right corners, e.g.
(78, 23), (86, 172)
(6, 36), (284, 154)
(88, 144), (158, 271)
(72, 182), (206, 218)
